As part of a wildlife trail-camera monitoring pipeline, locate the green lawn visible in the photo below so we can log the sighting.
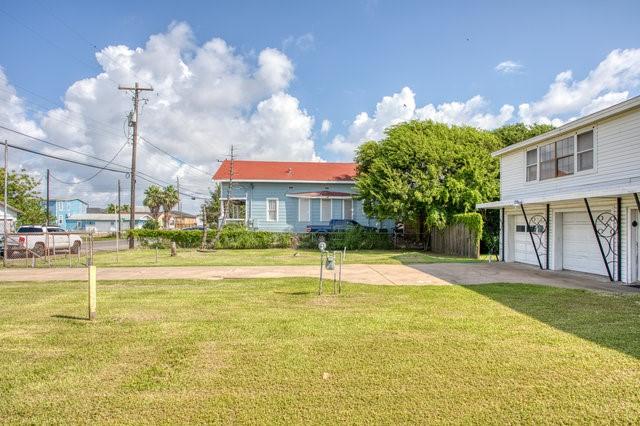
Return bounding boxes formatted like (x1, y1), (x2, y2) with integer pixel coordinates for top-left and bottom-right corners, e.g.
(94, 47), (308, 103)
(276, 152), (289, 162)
(87, 248), (486, 267)
(1, 278), (639, 423)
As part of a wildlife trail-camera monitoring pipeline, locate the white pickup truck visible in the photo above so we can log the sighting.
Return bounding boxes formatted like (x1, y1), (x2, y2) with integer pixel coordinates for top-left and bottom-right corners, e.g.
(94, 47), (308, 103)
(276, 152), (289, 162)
(3, 225), (83, 257)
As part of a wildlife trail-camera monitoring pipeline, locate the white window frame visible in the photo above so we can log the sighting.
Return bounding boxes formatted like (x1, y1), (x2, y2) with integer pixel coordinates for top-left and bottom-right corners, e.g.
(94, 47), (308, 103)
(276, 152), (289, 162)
(524, 127), (596, 183)
(320, 198), (332, 222)
(525, 147), (538, 182)
(298, 198), (311, 222)
(343, 199), (353, 220)
(266, 198), (278, 222)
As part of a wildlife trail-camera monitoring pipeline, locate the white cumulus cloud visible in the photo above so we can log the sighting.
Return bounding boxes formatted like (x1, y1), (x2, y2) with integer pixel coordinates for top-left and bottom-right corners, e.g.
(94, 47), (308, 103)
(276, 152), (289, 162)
(320, 119), (332, 134)
(328, 48), (640, 160)
(0, 22), (320, 211)
(495, 60), (523, 74)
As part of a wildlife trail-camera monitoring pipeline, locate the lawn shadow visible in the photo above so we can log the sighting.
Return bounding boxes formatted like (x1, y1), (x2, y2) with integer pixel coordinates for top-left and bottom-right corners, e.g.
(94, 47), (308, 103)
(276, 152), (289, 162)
(274, 291), (313, 296)
(466, 283), (640, 360)
(51, 314), (89, 321)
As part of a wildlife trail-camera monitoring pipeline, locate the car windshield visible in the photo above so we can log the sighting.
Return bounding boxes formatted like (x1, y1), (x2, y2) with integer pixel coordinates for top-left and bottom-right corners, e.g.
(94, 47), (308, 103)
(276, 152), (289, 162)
(17, 227), (41, 233)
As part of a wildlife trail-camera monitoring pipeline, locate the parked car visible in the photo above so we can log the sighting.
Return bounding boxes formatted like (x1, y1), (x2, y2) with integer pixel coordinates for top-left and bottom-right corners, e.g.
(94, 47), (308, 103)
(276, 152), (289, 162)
(305, 219), (386, 233)
(3, 225), (83, 257)
(181, 226), (205, 231)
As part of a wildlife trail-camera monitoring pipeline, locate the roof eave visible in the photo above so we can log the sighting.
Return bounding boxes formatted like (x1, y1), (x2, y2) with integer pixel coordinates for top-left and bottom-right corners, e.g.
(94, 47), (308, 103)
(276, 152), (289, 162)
(491, 95), (640, 158)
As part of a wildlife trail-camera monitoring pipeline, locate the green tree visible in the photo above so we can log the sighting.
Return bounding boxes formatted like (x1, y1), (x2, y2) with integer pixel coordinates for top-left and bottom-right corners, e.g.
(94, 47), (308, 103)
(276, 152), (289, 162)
(355, 120), (501, 241)
(492, 123), (554, 147)
(143, 185), (163, 220)
(202, 185), (221, 228)
(106, 203), (130, 213)
(0, 168), (50, 225)
(160, 185), (179, 229)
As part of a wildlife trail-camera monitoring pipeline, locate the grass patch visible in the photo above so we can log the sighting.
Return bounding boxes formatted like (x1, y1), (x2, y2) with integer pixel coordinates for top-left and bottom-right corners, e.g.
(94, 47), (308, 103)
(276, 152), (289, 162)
(85, 248), (486, 267)
(1, 278), (640, 423)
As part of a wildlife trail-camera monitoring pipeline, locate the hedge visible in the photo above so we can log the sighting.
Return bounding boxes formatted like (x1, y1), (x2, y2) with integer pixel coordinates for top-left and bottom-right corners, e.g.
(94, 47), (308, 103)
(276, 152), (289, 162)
(297, 227), (392, 250)
(128, 224), (392, 250)
(128, 225), (292, 249)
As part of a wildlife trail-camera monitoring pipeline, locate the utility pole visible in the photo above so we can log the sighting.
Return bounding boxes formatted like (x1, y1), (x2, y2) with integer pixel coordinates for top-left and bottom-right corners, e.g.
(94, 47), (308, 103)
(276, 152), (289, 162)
(46, 169), (50, 226)
(177, 176), (181, 212)
(226, 145), (234, 223)
(3, 140), (7, 267)
(118, 82), (153, 248)
(117, 179), (122, 236)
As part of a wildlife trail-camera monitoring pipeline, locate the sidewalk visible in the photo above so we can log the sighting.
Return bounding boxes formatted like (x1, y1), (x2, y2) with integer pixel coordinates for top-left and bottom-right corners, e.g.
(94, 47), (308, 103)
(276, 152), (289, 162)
(1, 263), (639, 293)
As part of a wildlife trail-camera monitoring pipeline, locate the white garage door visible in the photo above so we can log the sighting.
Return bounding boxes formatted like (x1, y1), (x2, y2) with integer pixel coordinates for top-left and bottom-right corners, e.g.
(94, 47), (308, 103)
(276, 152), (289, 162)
(562, 212), (608, 276)
(514, 215), (539, 266)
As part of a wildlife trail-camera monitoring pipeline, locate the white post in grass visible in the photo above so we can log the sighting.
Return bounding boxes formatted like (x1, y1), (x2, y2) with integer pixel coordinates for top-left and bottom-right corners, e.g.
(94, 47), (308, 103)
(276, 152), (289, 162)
(88, 265), (96, 320)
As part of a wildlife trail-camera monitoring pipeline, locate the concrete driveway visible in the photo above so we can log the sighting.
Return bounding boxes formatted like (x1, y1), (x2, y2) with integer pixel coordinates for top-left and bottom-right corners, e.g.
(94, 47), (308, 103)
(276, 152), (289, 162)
(1, 262), (638, 294)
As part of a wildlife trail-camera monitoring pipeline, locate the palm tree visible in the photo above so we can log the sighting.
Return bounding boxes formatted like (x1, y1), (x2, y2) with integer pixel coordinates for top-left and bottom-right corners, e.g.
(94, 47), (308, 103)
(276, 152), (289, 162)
(106, 203), (117, 213)
(161, 185), (179, 229)
(143, 186), (163, 220)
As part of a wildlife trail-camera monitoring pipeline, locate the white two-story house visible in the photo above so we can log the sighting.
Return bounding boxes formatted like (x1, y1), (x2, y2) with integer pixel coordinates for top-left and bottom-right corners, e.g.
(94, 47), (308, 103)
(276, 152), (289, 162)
(478, 96), (640, 285)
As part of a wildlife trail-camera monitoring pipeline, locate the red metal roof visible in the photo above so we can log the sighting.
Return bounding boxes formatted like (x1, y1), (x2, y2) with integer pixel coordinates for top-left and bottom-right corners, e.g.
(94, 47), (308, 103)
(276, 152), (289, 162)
(212, 160), (356, 182)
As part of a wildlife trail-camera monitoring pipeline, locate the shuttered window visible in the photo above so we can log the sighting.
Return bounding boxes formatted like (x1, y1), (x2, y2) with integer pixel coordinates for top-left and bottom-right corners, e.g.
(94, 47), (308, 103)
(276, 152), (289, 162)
(298, 198), (310, 222)
(343, 199), (353, 220)
(320, 199), (331, 222)
(266, 199), (278, 222)
(526, 148), (538, 182)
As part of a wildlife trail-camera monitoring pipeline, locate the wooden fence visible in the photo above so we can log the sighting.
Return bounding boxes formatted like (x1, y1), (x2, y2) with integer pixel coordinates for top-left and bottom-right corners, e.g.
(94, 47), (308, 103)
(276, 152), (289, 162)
(430, 222), (479, 258)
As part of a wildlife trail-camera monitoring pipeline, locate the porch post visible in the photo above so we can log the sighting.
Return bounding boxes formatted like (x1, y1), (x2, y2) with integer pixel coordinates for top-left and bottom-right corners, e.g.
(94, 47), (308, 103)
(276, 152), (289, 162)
(634, 193), (640, 212)
(546, 204), (550, 270)
(617, 197), (622, 282)
(584, 198), (614, 282)
(519, 203), (543, 270)
(500, 208), (505, 262)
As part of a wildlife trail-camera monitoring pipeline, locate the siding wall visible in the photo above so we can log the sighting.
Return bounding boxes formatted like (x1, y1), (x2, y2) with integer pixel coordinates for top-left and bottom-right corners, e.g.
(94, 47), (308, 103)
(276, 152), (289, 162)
(501, 108), (640, 200)
(219, 182), (394, 232)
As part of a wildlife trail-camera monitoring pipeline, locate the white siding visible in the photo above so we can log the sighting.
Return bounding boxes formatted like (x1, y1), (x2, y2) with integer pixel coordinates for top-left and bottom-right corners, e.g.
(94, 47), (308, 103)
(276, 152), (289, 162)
(501, 108), (640, 200)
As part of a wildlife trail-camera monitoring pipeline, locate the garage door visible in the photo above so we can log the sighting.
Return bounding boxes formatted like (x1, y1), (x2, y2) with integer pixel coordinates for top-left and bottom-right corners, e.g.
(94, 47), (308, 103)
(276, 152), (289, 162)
(562, 212), (608, 276)
(514, 215), (539, 266)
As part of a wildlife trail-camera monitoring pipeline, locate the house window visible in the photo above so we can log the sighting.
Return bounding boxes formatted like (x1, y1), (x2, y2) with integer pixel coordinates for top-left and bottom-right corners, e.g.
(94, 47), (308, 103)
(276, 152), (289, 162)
(343, 199), (353, 220)
(577, 130), (594, 172)
(266, 198), (278, 222)
(298, 198), (310, 222)
(539, 143), (556, 180)
(320, 199), (331, 222)
(526, 148), (538, 182)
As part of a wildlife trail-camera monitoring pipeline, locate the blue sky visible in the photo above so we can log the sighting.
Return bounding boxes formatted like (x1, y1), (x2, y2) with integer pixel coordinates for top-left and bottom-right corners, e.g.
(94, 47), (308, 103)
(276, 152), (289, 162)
(0, 0), (639, 209)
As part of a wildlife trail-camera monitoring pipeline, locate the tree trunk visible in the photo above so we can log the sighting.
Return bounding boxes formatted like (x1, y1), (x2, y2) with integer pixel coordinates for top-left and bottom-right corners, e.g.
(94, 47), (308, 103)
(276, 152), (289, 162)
(417, 210), (426, 245)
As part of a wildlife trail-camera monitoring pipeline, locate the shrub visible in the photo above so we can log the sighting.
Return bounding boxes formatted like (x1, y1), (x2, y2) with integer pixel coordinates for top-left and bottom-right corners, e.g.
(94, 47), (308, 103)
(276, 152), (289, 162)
(298, 227), (392, 250)
(128, 224), (293, 249)
(142, 219), (160, 230)
(451, 212), (483, 244)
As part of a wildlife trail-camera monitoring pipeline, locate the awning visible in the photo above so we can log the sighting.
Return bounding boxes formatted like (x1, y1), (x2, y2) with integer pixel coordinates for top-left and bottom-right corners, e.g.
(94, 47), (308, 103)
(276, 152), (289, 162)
(477, 182), (640, 209)
(286, 191), (354, 199)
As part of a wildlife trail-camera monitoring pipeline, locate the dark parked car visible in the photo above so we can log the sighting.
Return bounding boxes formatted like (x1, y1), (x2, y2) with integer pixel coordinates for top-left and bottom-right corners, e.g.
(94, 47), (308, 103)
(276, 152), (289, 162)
(305, 219), (386, 233)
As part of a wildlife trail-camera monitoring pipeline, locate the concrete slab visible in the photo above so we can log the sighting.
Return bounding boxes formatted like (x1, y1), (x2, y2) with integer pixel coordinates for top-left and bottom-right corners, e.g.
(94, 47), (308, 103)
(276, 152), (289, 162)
(0, 262), (638, 294)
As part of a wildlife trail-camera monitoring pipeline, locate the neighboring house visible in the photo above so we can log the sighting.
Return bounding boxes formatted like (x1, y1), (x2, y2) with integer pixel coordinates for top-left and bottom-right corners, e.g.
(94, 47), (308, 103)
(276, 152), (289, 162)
(45, 198), (88, 230)
(66, 213), (151, 233)
(0, 201), (20, 232)
(478, 95), (640, 284)
(212, 160), (393, 232)
(172, 211), (197, 229)
(87, 207), (107, 214)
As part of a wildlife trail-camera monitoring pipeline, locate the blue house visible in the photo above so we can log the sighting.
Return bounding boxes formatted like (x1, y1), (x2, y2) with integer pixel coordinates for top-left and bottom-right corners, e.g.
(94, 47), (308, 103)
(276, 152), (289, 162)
(45, 199), (88, 230)
(212, 160), (393, 233)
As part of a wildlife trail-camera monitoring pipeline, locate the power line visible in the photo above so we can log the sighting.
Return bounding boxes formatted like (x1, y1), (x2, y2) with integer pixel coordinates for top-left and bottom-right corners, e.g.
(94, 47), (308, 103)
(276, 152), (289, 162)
(48, 139), (130, 185)
(4, 141), (128, 174)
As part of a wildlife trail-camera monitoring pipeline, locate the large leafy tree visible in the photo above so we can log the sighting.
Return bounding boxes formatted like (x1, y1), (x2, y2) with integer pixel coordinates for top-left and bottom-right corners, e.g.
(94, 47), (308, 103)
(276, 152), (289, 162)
(492, 123), (554, 147)
(143, 185), (163, 220)
(355, 120), (501, 239)
(0, 168), (49, 225)
(160, 185), (179, 229)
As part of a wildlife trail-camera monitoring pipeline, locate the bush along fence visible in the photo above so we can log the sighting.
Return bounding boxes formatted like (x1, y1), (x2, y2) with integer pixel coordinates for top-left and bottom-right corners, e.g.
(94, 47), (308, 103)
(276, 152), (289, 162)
(430, 213), (482, 258)
(128, 225), (393, 251)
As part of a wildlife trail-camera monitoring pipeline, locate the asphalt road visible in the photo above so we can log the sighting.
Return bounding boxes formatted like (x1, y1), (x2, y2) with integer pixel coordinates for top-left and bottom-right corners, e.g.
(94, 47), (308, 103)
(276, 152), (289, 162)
(92, 239), (125, 252)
